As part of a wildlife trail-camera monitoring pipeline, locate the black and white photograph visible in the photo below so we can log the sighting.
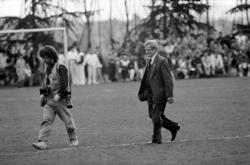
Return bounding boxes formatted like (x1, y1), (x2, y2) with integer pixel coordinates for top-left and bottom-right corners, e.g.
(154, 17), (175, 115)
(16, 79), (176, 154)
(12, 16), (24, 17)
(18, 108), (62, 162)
(0, 0), (250, 164)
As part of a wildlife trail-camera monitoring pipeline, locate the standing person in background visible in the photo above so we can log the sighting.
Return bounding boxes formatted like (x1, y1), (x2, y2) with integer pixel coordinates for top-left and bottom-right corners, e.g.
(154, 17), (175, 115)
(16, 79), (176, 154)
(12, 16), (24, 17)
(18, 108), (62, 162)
(191, 49), (203, 78)
(201, 50), (212, 77)
(177, 55), (188, 79)
(0, 52), (8, 85)
(67, 45), (78, 85)
(84, 49), (100, 85)
(25, 46), (40, 86)
(119, 55), (130, 82)
(15, 50), (32, 87)
(235, 32), (247, 50)
(0, 52), (7, 69)
(108, 52), (118, 82)
(222, 42), (232, 77)
(101, 53), (111, 83)
(128, 56), (136, 81)
(32, 45), (78, 150)
(5, 46), (18, 85)
(211, 50), (225, 77)
(138, 40), (180, 144)
(238, 52), (250, 77)
(95, 47), (105, 83)
(75, 48), (85, 85)
(230, 48), (240, 77)
(137, 56), (146, 80)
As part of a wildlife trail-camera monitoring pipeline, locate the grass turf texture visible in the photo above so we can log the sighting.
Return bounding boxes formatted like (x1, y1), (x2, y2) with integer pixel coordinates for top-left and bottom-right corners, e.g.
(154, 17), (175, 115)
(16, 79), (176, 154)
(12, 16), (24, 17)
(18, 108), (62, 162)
(0, 77), (250, 165)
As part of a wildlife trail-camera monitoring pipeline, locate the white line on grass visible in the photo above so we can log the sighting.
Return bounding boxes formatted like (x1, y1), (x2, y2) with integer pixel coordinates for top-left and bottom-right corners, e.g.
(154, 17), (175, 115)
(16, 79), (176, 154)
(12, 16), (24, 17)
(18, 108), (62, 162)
(1, 134), (250, 156)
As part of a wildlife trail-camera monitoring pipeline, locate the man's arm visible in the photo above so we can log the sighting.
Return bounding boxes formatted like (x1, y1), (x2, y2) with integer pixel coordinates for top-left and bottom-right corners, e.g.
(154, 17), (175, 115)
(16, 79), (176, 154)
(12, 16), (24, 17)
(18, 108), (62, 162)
(58, 64), (70, 97)
(39, 64), (49, 106)
(39, 64), (47, 95)
(138, 66), (148, 102)
(160, 59), (174, 99)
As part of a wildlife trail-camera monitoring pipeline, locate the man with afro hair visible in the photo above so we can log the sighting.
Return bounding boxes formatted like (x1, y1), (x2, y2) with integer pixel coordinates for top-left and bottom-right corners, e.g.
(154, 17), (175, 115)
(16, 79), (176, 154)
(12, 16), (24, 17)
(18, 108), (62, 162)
(32, 45), (79, 149)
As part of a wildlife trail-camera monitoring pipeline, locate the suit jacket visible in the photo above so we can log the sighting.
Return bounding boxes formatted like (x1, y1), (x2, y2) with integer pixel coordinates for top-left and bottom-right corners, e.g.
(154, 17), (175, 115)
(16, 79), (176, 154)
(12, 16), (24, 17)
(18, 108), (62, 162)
(138, 54), (173, 103)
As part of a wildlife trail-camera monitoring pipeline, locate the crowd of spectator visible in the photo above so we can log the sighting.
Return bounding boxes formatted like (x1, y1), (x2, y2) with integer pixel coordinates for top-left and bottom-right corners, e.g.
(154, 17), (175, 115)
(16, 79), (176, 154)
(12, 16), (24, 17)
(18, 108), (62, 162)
(0, 31), (250, 87)
(159, 31), (250, 79)
(0, 44), (147, 86)
(60, 45), (147, 85)
(0, 46), (40, 87)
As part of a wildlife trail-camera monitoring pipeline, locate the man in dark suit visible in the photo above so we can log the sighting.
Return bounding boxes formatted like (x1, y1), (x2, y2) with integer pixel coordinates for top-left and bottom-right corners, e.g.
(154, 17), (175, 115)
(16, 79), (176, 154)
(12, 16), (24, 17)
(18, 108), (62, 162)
(138, 40), (180, 144)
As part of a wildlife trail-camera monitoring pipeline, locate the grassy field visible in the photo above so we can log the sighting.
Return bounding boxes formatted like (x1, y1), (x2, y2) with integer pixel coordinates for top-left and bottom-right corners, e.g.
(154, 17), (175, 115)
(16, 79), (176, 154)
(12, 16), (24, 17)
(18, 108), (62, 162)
(0, 77), (250, 165)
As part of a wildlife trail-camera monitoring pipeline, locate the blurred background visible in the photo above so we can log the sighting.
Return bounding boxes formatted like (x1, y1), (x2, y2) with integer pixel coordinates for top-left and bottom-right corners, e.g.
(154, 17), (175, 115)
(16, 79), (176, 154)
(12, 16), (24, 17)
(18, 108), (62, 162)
(0, 0), (250, 87)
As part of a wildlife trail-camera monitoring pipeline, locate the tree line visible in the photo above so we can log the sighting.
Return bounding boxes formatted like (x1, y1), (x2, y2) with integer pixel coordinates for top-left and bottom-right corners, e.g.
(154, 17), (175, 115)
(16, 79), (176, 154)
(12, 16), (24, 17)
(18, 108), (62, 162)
(0, 0), (249, 58)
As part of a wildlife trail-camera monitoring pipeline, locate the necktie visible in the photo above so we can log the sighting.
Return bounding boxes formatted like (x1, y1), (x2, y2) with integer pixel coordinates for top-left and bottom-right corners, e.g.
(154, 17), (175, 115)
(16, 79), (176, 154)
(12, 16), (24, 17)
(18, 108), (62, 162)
(148, 58), (152, 66)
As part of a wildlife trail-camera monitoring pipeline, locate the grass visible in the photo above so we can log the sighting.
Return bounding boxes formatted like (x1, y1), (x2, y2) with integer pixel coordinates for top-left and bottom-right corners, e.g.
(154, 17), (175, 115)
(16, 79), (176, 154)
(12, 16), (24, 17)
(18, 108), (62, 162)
(0, 77), (250, 165)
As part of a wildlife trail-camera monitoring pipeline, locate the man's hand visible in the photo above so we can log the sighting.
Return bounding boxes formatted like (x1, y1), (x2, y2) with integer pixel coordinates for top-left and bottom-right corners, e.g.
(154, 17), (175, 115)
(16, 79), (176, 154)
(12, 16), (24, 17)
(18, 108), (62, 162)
(167, 97), (174, 104)
(53, 94), (60, 102)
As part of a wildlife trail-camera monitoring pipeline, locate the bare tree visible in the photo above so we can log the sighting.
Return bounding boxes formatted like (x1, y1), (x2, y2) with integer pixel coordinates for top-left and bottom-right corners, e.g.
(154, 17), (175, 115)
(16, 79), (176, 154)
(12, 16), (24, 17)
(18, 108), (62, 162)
(77, 0), (98, 50)
(246, 0), (250, 25)
(124, 0), (130, 37)
(0, 0), (85, 53)
(109, 0), (114, 50)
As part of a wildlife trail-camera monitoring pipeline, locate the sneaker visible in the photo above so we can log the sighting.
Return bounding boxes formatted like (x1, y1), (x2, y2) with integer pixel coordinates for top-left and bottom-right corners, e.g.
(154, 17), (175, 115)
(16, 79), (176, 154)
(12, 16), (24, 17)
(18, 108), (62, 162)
(69, 140), (79, 147)
(32, 141), (47, 150)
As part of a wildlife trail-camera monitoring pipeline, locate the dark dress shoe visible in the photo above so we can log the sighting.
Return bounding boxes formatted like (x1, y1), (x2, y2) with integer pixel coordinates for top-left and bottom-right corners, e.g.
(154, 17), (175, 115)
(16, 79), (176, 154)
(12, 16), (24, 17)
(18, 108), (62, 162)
(171, 125), (180, 141)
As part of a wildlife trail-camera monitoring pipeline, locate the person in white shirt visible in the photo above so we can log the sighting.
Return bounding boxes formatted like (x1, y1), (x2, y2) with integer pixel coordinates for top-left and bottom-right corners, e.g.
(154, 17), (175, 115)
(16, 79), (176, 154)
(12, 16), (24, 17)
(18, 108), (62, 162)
(15, 52), (32, 86)
(0, 53), (7, 84)
(75, 49), (86, 85)
(238, 53), (250, 77)
(210, 51), (225, 77)
(67, 46), (78, 85)
(177, 56), (188, 79)
(95, 48), (105, 83)
(201, 50), (212, 77)
(84, 50), (101, 84)
(119, 55), (130, 81)
(0, 52), (7, 69)
(235, 33), (247, 50)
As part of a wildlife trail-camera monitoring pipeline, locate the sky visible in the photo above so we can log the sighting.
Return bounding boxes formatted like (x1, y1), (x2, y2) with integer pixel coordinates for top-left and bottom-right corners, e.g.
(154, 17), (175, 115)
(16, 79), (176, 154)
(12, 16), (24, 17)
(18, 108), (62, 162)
(0, 0), (238, 21)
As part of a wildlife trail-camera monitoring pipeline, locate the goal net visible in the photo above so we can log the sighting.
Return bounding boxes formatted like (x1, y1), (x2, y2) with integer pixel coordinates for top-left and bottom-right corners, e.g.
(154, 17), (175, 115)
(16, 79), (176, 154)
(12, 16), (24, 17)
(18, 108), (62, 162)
(0, 27), (68, 61)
